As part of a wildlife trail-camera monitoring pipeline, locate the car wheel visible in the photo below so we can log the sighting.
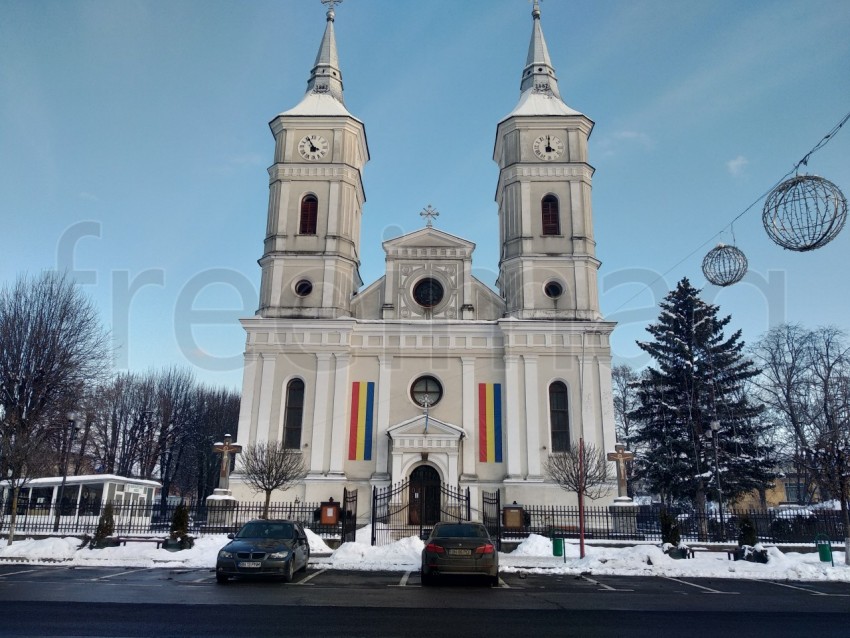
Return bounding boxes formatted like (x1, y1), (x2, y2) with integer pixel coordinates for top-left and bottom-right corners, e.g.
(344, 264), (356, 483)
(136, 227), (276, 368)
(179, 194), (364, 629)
(489, 575), (500, 587)
(216, 574), (229, 584)
(421, 571), (435, 587)
(282, 558), (294, 583)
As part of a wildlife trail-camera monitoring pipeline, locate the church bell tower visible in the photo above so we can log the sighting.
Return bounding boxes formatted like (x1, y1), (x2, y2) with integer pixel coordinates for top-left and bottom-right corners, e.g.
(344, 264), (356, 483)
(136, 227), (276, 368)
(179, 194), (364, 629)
(494, 1), (601, 321)
(258, 1), (369, 319)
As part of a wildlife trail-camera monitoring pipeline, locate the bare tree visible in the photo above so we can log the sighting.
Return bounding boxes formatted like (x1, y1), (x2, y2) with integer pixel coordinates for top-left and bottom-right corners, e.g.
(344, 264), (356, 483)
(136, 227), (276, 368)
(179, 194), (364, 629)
(611, 364), (642, 496)
(238, 442), (306, 518)
(545, 442), (612, 500)
(0, 272), (109, 544)
(546, 441), (611, 558)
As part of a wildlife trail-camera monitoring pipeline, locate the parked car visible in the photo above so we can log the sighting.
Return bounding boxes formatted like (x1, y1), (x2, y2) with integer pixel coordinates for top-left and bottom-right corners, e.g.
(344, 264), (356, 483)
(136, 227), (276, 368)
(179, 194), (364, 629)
(420, 521), (499, 587)
(216, 519), (310, 584)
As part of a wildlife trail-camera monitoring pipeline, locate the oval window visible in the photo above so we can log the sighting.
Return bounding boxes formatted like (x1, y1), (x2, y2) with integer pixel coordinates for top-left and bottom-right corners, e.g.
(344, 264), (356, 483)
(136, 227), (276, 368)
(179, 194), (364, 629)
(410, 375), (443, 408)
(544, 281), (563, 299)
(412, 278), (444, 308)
(294, 279), (313, 297)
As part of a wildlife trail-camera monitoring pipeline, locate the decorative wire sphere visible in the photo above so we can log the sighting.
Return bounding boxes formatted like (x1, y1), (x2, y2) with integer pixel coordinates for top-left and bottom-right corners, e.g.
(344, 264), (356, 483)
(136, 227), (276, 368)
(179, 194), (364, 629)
(762, 175), (847, 251)
(702, 244), (748, 287)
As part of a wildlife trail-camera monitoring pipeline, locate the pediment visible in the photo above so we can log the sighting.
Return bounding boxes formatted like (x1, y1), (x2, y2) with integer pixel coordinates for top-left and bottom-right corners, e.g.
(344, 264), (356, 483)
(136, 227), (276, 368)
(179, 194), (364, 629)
(383, 227), (475, 257)
(387, 415), (464, 440)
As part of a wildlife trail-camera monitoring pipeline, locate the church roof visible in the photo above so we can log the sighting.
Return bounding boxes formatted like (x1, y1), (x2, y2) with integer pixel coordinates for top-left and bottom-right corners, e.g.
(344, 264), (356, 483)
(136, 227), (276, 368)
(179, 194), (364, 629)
(280, 2), (356, 119)
(502, 0), (584, 121)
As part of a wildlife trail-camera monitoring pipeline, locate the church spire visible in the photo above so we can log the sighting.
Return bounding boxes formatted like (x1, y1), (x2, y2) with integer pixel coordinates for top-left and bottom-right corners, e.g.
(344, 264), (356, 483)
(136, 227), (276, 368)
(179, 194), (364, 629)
(519, 0), (561, 99)
(305, 0), (345, 104)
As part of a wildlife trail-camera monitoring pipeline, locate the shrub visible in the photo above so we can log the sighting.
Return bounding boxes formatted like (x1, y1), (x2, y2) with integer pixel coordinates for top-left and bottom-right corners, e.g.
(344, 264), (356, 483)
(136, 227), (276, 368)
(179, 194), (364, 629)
(169, 503), (194, 549)
(659, 509), (681, 546)
(91, 503), (115, 549)
(738, 514), (758, 547)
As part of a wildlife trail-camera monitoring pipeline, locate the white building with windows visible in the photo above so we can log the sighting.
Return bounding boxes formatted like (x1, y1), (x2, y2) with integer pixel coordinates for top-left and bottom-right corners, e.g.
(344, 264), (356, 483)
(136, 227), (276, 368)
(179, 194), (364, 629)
(230, 2), (617, 511)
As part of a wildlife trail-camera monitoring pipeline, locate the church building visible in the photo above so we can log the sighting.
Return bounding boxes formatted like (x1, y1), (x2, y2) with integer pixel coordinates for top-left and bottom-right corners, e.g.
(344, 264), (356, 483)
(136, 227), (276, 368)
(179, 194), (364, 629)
(230, 1), (618, 511)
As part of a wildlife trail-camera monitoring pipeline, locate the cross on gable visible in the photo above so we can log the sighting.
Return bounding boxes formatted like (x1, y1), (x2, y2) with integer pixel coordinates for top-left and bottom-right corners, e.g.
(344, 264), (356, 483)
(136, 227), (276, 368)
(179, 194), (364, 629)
(420, 204), (439, 228)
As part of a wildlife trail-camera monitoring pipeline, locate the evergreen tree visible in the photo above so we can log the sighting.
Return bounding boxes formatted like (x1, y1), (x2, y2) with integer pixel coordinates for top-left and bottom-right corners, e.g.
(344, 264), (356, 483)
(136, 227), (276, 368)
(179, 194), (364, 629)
(629, 278), (775, 527)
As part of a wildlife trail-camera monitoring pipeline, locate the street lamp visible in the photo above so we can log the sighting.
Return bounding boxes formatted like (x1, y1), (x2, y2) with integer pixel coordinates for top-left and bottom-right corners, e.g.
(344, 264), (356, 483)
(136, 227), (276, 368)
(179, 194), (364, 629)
(707, 419), (724, 540)
(52, 412), (78, 533)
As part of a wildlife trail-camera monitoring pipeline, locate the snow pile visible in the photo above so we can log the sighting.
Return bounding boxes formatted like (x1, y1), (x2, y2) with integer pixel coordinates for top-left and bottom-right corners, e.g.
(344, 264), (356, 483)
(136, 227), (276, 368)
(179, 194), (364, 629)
(0, 532), (847, 582)
(320, 534), (424, 571)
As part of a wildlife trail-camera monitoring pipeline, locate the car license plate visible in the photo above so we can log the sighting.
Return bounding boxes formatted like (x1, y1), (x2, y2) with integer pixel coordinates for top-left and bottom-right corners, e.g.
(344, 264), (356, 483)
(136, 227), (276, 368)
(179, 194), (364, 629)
(448, 549), (471, 556)
(238, 561), (262, 568)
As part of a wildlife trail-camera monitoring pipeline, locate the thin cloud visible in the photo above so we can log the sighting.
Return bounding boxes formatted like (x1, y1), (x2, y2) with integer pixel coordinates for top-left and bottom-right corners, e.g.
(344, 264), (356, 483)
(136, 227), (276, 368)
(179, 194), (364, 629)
(726, 155), (749, 176)
(78, 192), (100, 202)
(595, 130), (655, 157)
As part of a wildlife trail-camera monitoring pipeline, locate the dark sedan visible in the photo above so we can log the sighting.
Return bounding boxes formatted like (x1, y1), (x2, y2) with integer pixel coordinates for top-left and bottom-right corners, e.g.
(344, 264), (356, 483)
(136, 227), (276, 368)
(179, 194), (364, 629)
(216, 519), (310, 584)
(420, 521), (499, 586)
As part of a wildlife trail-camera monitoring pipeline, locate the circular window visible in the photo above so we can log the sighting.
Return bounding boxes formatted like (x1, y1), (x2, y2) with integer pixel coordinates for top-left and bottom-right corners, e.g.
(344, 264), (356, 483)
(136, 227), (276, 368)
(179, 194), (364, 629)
(410, 375), (443, 408)
(544, 281), (563, 299)
(412, 278), (444, 308)
(294, 279), (313, 297)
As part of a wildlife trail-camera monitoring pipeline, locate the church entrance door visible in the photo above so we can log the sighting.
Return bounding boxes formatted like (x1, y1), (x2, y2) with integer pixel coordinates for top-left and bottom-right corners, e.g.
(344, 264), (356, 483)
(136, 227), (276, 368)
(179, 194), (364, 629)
(408, 465), (440, 526)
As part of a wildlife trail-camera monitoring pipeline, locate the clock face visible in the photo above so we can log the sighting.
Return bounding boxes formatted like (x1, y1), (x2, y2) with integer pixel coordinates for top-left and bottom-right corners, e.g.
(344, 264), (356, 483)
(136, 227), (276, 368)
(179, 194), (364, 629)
(297, 134), (329, 161)
(532, 134), (564, 161)
(412, 278), (444, 308)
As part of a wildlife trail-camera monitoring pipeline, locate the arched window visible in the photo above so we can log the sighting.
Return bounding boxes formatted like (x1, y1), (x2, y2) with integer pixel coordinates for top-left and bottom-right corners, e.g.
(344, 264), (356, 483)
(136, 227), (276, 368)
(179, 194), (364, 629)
(541, 195), (560, 236)
(300, 195), (318, 235)
(283, 379), (305, 449)
(549, 381), (570, 451)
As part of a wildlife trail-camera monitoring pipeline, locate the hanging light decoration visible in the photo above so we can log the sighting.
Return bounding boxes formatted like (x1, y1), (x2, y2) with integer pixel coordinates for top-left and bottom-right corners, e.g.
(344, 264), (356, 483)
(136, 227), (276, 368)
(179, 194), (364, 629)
(762, 174), (847, 251)
(702, 243), (748, 287)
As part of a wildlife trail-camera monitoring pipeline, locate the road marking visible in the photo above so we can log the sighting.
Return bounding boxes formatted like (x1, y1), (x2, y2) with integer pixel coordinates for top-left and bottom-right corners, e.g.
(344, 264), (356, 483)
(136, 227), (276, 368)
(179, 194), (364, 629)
(0, 569), (38, 578)
(293, 568), (327, 585)
(397, 571), (412, 587)
(758, 580), (849, 597)
(496, 576), (510, 589)
(580, 575), (633, 592)
(660, 576), (738, 594)
(91, 569), (147, 581)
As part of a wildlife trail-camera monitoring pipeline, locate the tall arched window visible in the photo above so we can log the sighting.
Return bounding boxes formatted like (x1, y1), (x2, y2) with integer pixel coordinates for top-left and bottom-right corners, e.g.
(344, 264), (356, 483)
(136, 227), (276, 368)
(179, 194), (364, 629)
(283, 379), (305, 449)
(549, 381), (570, 451)
(300, 195), (318, 235)
(541, 195), (560, 236)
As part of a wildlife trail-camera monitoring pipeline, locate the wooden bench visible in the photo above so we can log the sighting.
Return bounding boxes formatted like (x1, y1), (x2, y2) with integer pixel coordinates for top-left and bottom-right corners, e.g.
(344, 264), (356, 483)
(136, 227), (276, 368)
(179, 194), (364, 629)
(115, 536), (166, 549)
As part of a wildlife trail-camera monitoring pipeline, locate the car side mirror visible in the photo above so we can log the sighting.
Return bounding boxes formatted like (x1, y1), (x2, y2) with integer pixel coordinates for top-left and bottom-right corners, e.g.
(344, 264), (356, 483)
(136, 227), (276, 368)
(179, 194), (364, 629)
(227, 533), (235, 539)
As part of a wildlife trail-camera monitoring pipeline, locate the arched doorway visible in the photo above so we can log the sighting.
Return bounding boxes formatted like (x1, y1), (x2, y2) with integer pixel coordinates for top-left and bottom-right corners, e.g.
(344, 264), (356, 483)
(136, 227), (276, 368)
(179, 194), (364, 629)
(409, 465), (440, 525)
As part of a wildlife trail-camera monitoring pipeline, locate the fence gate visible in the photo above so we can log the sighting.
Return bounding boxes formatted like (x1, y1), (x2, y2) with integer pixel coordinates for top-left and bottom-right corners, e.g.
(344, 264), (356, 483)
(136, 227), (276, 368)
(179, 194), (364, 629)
(371, 476), (470, 546)
(341, 488), (358, 543)
(482, 490), (502, 550)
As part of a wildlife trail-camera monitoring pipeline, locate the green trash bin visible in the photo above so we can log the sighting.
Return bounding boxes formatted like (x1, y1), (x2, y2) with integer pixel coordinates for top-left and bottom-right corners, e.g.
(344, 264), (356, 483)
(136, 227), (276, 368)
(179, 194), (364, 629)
(552, 537), (564, 557)
(815, 534), (833, 565)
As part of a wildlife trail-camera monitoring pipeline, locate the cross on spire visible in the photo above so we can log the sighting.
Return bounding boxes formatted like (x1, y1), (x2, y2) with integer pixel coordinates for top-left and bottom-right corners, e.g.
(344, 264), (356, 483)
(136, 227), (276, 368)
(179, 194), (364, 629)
(420, 204), (439, 228)
(321, 0), (342, 19)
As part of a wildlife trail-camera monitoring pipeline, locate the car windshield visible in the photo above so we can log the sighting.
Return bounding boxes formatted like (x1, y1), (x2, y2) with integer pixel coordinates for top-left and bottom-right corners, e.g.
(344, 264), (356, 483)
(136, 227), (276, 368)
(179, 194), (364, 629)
(432, 524), (489, 539)
(236, 522), (295, 540)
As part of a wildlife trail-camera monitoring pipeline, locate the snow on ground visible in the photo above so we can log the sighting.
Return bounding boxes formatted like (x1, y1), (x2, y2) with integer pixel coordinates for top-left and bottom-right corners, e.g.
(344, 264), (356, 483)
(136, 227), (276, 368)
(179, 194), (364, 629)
(0, 531), (847, 582)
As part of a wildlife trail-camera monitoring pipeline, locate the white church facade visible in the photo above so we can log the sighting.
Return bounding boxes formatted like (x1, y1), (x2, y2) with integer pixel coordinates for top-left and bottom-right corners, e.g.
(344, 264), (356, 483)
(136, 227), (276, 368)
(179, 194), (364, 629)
(230, 1), (618, 510)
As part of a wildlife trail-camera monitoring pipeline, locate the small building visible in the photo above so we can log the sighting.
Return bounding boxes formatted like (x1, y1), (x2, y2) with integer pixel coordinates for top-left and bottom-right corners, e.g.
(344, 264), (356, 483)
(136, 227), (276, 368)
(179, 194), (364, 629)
(2, 474), (161, 532)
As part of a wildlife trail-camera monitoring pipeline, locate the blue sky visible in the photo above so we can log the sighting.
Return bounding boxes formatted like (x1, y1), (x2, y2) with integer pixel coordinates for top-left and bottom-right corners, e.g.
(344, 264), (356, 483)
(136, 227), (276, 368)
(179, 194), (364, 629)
(2, 0), (848, 390)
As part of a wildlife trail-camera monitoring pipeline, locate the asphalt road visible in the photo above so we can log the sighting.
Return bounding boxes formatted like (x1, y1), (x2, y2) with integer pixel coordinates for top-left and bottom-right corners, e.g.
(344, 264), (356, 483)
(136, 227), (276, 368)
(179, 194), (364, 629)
(1, 565), (848, 637)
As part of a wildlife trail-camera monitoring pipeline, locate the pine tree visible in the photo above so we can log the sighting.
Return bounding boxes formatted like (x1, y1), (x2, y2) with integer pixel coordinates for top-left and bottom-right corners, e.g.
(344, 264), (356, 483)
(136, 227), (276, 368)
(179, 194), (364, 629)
(630, 278), (775, 528)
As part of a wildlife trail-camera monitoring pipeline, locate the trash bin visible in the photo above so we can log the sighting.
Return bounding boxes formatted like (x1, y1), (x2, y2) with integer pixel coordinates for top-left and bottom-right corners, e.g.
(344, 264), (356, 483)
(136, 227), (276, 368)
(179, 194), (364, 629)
(552, 537), (564, 557)
(815, 534), (833, 565)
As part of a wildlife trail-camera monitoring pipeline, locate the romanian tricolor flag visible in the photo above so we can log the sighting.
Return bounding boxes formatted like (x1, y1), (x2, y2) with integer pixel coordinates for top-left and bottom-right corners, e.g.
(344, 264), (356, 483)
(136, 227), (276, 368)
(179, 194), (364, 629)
(478, 383), (503, 463)
(348, 381), (375, 461)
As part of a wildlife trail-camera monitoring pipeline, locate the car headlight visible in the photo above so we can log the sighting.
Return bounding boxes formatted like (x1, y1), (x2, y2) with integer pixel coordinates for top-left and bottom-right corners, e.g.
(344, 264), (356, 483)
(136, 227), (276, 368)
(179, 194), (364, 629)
(267, 550), (290, 559)
(218, 550), (234, 559)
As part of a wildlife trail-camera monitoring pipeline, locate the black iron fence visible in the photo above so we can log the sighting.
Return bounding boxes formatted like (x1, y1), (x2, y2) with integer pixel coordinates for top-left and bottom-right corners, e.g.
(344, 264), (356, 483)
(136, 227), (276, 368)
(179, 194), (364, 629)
(0, 496), (357, 540)
(501, 504), (847, 544)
